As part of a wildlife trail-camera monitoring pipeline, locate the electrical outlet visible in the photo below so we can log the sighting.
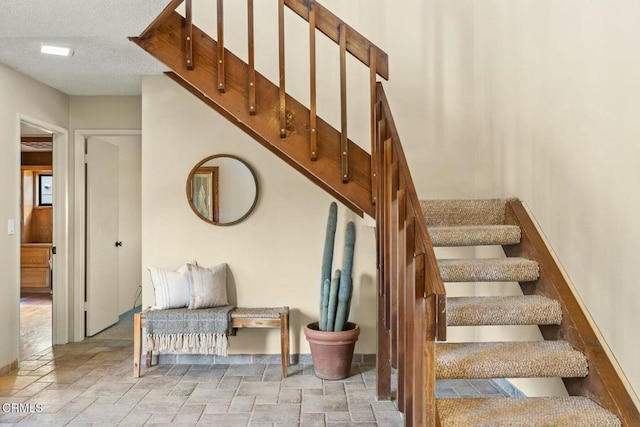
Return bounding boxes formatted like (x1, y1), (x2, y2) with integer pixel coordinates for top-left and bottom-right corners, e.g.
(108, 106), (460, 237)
(7, 219), (15, 235)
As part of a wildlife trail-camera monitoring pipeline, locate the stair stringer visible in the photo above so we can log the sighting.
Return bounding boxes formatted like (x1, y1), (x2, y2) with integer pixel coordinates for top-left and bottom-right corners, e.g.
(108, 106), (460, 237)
(504, 199), (640, 425)
(130, 12), (374, 217)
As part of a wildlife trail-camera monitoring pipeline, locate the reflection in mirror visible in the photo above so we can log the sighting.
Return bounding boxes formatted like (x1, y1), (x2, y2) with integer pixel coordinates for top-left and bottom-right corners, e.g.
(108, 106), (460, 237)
(187, 155), (259, 226)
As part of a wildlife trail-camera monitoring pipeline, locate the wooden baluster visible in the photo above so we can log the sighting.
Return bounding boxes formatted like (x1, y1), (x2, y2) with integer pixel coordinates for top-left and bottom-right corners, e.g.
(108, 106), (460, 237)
(247, 0), (256, 114)
(339, 24), (348, 182)
(184, 0), (193, 69)
(308, 1), (317, 160)
(376, 114), (391, 401)
(278, 0), (286, 137)
(374, 102), (383, 300)
(390, 159), (399, 370)
(370, 48), (377, 204)
(217, 0), (225, 92)
(378, 117), (388, 331)
(404, 213), (416, 424)
(424, 294), (437, 427)
(383, 138), (393, 337)
(396, 188), (407, 414)
(414, 252), (427, 427)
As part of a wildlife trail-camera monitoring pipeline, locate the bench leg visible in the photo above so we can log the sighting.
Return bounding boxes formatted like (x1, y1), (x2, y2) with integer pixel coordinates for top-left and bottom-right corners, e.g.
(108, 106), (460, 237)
(280, 312), (289, 377)
(133, 312), (142, 378)
(146, 351), (153, 367)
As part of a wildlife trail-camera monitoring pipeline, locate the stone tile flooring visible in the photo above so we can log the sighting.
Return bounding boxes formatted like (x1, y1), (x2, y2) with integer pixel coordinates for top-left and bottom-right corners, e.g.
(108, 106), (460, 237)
(19, 293), (52, 361)
(1, 325), (514, 426)
(0, 338), (403, 426)
(435, 379), (511, 398)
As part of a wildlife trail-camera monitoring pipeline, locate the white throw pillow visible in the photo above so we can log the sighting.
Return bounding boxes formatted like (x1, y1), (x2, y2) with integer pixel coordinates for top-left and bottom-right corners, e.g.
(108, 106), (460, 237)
(187, 263), (229, 309)
(148, 264), (191, 309)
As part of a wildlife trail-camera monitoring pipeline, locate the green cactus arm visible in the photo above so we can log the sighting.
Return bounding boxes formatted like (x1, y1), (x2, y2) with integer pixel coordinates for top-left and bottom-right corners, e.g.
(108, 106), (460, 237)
(326, 269), (341, 332)
(320, 202), (338, 316)
(344, 277), (353, 325)
(320, 278), (331, 331)
(334, 222), (356, 331)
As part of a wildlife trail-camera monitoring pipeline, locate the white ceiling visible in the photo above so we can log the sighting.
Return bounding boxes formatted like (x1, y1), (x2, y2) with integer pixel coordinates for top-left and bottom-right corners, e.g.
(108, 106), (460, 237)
(0, 0), (172, 96)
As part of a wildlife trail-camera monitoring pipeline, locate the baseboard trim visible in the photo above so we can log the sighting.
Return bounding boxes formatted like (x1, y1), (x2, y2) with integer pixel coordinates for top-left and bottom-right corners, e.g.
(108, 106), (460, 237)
(0, 359), (18, 376)
(153, 353), (376, 365)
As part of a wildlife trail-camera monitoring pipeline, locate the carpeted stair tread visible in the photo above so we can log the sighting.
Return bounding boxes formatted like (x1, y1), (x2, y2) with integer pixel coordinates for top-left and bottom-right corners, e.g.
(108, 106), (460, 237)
(438, 258), (539, 282)
(437, 397), (621, 426)
(421, 199), (515, 227)
(447, 295), (562, 326)
(436, 341), (588, 379)
(429, 225), (521, 247)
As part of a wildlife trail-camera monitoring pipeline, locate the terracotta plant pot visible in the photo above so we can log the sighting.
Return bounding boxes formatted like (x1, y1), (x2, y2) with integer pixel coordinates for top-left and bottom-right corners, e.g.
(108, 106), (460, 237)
(304, 321), (360, 380)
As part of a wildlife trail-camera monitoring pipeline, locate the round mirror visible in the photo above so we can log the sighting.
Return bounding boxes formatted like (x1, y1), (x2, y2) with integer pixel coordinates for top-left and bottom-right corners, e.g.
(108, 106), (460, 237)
(186, 154), (259, 226)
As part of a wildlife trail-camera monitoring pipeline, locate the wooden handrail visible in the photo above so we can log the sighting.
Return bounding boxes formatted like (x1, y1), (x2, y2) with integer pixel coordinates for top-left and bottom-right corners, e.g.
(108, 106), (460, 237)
(374, 81), (445, 427)
(376, 83), (446, 338)
(284, 0), (389, 80)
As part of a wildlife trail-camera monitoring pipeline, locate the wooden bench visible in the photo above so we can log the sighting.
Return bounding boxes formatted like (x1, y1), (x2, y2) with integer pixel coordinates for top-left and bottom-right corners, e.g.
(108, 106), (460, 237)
(134, 306), (289, 378)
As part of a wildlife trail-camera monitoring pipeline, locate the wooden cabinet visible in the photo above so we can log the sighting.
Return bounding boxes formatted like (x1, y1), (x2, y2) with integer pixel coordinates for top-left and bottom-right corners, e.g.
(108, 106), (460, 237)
(20, 244), (51, 293)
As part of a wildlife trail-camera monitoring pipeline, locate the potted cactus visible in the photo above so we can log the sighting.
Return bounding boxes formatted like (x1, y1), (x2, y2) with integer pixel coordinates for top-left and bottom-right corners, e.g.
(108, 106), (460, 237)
(304, 202), (360, 380)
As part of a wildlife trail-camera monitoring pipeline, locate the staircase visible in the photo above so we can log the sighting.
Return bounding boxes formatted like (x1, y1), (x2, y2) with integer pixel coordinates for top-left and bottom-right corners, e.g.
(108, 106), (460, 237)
(132, 1), (639, 425)
(424, 199), (633, 425)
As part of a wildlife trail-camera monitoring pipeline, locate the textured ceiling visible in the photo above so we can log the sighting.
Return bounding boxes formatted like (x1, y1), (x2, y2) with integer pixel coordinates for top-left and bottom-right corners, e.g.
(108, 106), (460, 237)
(0, 0), (172, 95)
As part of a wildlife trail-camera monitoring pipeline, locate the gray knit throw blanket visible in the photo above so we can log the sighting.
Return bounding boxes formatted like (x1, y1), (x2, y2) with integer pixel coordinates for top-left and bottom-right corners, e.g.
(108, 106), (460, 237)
(145, 306), (234, 356)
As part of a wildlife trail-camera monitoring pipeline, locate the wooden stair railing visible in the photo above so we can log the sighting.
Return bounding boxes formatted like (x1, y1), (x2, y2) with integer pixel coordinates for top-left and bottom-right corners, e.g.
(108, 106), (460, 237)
(132, 1), (445, 425)
(375, 83), (446, 427)
(131, 0), (390, 217)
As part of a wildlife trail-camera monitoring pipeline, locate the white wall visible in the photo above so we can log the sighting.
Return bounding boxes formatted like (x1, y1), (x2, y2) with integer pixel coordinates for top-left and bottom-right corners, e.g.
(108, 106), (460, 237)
(90, 135), (142, 314)
(422, 0), (640, 398)
(142, 75), (378, 354)
(0, 62), (69, 368)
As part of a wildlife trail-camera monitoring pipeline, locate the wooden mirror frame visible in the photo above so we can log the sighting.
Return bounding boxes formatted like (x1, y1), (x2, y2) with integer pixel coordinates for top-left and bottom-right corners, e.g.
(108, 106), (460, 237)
(186, 154), (259, 226)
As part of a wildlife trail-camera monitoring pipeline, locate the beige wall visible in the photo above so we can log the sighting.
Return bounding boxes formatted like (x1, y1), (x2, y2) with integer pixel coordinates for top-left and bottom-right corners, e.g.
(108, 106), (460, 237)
(0, 62), (69, 368)
(69, 97), (142, 318)
(424, 0), (640, 397)
(69, 96), (142, 130)
(141, 75), (378, 354)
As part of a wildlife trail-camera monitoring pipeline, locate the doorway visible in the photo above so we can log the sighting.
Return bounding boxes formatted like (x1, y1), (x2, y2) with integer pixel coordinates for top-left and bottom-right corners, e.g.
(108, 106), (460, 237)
(73, 130), (142, 340)
(17, 115), (70, 358)
(19, 122), (54, 359)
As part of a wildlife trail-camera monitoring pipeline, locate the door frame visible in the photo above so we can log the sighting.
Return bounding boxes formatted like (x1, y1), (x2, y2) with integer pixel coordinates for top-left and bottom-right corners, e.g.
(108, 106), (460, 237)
(72, 129), (142, 341)
(17, 114), (70, 346)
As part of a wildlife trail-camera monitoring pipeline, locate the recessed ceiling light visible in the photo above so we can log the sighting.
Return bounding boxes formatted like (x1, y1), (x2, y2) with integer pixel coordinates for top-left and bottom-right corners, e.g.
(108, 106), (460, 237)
(40, 44), (74, 57)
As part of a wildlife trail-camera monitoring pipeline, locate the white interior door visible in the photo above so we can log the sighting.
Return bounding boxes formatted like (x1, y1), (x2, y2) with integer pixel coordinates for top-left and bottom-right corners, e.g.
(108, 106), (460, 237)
(86, 137), (120, 336)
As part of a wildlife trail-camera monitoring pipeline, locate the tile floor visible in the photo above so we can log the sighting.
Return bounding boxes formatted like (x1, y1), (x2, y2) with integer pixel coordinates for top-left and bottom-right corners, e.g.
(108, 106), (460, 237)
(0, 341), (516, 426)
(0, 338), (403, 426)
(19, 293), (52, 361)
(4, 303), (515, 426)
